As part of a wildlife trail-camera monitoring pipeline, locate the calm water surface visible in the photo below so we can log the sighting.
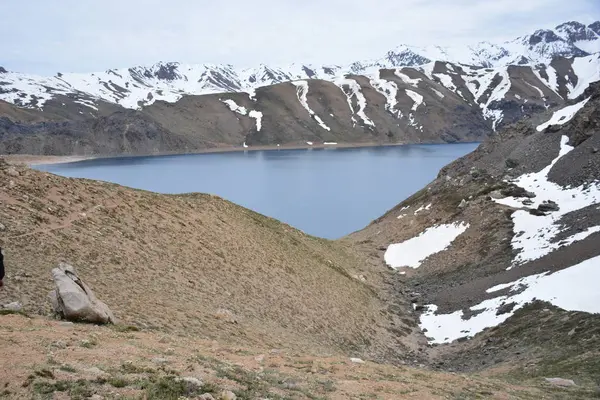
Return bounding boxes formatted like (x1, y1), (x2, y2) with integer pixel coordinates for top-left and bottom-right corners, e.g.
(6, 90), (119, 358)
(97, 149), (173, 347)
(36, 144), (478, 239)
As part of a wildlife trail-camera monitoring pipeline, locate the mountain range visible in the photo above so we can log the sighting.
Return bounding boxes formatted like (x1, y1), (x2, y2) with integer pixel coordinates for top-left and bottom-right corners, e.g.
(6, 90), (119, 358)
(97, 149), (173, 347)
(0, 20), (599, 156)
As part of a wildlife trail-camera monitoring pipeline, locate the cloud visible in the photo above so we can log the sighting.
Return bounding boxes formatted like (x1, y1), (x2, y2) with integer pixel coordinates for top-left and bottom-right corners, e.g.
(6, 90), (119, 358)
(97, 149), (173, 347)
(0, 0), (597, 74)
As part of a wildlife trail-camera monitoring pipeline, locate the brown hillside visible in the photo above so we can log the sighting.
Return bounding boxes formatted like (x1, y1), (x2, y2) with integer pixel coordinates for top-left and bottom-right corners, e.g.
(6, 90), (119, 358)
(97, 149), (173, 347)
(0, 160), (415, 363)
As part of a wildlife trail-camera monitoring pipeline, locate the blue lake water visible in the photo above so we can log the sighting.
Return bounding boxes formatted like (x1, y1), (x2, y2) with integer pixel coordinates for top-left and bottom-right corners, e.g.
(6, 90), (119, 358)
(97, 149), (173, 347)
(35, 143), (479, 239)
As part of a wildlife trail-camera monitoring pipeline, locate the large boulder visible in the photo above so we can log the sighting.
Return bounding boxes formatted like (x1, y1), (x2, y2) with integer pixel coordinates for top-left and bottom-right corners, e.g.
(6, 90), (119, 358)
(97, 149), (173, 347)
(49, 263), (115, 324)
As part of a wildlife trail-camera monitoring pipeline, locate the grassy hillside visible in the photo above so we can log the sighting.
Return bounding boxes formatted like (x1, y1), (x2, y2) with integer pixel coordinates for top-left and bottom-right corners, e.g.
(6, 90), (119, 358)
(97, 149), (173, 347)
(0, 159), (415, 362)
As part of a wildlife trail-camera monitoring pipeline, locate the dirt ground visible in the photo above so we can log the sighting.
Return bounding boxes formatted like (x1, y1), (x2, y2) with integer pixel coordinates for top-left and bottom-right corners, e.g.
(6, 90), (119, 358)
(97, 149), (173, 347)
(0, 313), (586, 400)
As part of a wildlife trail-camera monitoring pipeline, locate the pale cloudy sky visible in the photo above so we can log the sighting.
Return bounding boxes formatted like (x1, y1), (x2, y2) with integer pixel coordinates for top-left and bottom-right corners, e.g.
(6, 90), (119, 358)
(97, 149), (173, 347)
(1, 0), (598, 74)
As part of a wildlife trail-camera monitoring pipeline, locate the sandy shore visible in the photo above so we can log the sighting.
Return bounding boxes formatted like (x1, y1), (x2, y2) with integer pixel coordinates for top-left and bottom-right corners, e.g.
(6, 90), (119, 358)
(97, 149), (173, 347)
(1, 141), (420, 166)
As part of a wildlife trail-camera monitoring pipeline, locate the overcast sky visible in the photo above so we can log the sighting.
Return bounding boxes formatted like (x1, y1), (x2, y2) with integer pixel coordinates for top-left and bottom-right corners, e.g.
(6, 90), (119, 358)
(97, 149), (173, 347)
(1, 0), (598, 74)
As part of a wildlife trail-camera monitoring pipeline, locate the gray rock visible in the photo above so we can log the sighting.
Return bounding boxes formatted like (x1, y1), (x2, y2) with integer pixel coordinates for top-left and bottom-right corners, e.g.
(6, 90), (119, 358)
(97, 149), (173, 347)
(6, 166), (19, 177)
(220, 390), (237, 400)
(152, 357), (169, 365)
(0, 222), (5, 231)
(177, 376), (203, 392)
(2, 301), (23, 312)
(199, 394), (216, 400)
(544, 377), (576, 387)
(458, 199), (467, 209)
(538, 201), (560, 212)
(49, 263), (115, 324)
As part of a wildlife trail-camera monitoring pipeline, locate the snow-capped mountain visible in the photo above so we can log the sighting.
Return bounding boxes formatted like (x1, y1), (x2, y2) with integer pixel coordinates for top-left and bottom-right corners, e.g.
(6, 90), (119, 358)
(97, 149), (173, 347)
(1, 20), (598, 113)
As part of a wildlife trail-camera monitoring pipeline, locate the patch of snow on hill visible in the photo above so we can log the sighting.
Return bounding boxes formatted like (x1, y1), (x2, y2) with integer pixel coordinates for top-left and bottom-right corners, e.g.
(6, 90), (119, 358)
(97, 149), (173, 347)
(384, 222), (469, 269)
(394, 70), (421, 87)
(222, 99), (248, 115)
(405, 89), (424, 130)
(405, 90), (424, 111)
(568, 54), (600, 99)
(249, 110), (263, 131)
(369, 72), (400, 117)
(420, 254), (600, 344)
(431, 88), (445, 98)
(495, 134), (600, 267)
(536, 98), (590, 131)
(334, 78), (375, 127)
(291, 80), (331, 131)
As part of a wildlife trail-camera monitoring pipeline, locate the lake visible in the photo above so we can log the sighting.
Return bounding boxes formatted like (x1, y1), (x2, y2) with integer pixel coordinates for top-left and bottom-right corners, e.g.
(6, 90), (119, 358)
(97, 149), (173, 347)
(35, 143), (479, 239)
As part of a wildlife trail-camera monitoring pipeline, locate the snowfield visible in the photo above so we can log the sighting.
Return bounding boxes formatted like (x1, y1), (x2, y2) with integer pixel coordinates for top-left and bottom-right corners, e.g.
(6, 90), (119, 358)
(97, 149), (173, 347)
(384, 222), (469, 269)
(420, 254), (600, 344)
(495, 134), (600, 267)
(536, 97), (590, 131)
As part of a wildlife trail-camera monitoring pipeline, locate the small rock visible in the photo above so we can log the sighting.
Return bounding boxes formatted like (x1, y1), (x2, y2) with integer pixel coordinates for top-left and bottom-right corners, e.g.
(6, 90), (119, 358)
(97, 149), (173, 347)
(152, 357), (169, 365)
(592, 147), (598, 154)
(538, 200), (559, 212)
(177, 376), (203, 391)
(51, 340), (67, 349)
(2, 301), (23, 312)
(496, 302), (517, 316)
(529, 208), (546, 216)
(458, 199), (467, 209)
(544, 377), (576, 387)
(505, 158), (519, 168)
(255, 354), (265, 363)
(90, 395), (103, 400)
(568, 328), (576, 336)
(220, 390), (237, 400)
(0, 223), (5, 231)
(214, 309), (237, 324)
(350, 357), (365, 364)
(199, 394), (215, 400)
(6, 167), (19, 177)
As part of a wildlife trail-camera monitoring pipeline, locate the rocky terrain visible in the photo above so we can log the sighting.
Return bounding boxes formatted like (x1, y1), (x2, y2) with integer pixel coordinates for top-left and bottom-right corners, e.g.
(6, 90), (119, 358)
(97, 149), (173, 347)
(348, 81), (600, 394)
(0, 20), (599, 156)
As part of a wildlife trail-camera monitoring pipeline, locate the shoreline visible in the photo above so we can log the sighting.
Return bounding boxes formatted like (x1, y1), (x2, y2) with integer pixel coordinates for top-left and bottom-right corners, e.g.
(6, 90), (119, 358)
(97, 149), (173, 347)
(2, 140), (481, 166)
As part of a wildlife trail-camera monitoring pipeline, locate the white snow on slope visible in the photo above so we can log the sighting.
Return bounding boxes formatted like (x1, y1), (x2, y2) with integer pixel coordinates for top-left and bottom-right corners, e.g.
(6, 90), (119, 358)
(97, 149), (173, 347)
(249, 110), (263, 131)
(420, 254), (600, 344)
(291, 80), (331, 131)
(536, 97), (590, 131)
(405, 89), (424, 130)
(568, 54), (600, 99)
(413, 203), (431, 215)
(431, 88), (445, 98)
(531, 67), (560, 101)
(495, 134), (600, 267)
(405, 90), (424, 111)
(394, 70), (421, 87)
(334, 78), (375, 127)
(222, 99), (248, 115)
(369, 72), (400, 116)
(222, 99), (263, 131)
(384, 222), (469, 269)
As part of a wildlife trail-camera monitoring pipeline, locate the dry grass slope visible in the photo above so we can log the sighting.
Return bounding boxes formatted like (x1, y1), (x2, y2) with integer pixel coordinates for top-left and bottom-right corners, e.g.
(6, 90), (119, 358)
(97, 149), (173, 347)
(0, 160), (409, 361)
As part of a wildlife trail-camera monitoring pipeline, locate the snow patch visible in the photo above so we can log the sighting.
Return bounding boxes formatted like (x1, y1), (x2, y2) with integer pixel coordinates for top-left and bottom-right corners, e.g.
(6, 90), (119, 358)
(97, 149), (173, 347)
(334, 77), (375, 127)
(495, 134), (600, 267)
(536, 98), (590, 131)
(394, 70), (421, 87)
(568, 54), (600, 99)
(249, 110), (263, 131)
(384, 222), (469, 269)
(369, 72), (400, 117)
(420, 254), (600, 344)
(291, 80), (331, 131)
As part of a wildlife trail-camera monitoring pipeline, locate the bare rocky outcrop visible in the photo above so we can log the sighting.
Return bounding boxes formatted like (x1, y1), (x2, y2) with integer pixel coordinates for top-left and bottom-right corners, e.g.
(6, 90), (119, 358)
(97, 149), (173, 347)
(49, 263), (115, 324)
